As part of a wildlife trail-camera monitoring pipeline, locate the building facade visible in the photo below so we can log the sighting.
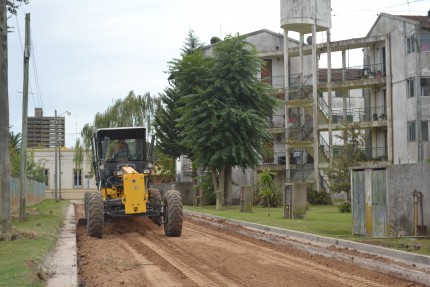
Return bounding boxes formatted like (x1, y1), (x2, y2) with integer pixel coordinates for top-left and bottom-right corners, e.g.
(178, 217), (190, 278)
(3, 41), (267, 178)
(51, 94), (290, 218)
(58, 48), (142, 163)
(27, 108), (66, 148)
(32, 148), (96, 192)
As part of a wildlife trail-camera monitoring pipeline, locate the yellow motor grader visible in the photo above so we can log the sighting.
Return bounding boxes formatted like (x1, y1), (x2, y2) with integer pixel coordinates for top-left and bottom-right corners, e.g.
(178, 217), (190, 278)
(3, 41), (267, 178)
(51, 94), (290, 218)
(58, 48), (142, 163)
(83, 127), (182, 238)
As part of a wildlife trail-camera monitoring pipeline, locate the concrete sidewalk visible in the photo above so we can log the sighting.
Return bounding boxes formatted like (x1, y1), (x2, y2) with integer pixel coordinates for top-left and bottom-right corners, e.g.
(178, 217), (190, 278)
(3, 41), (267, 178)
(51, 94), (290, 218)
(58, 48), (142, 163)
(42, 203), (78, 287)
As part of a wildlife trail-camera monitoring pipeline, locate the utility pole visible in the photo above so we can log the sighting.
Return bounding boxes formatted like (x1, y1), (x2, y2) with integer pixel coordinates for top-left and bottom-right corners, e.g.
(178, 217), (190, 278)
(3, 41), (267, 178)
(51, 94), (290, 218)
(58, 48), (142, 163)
(19, 13), (30, 221)
(0, 0), (11, 234)
(59, 140), (62, 200)
(54, 110), (58, 202)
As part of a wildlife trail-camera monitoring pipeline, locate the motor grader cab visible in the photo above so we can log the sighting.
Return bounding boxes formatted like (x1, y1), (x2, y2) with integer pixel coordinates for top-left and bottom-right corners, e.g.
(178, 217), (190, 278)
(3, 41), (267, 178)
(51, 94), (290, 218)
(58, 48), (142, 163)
(84, 127), (183, 238)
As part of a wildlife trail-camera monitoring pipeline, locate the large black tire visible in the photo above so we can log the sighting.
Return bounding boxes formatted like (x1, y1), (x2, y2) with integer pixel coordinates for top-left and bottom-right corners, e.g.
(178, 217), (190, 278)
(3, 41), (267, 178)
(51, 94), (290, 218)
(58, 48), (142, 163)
(87, 192), (104, 238)
(148, 188), (162, 226)
(163, 190), (183, 237)
(84, 192), (90, 220)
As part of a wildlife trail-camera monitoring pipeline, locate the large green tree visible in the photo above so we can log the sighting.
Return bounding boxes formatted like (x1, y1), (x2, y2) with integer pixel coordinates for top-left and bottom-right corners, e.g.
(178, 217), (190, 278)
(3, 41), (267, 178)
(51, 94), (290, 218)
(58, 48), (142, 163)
(179, 35), (278, 208)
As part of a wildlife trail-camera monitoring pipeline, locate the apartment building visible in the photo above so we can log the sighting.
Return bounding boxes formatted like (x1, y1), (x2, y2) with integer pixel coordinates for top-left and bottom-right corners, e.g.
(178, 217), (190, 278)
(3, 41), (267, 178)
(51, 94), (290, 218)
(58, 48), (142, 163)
(249, 1), (430, 194)
(27, 108), (66, 148)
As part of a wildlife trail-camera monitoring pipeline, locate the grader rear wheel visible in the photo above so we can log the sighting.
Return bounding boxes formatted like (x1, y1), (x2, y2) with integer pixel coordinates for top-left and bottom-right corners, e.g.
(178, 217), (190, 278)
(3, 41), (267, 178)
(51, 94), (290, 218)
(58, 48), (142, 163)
(84, 192), (90, 220)
(148, 188), (162, 226)
(163, 190), (183, 237)
(87, 192), (104, 238)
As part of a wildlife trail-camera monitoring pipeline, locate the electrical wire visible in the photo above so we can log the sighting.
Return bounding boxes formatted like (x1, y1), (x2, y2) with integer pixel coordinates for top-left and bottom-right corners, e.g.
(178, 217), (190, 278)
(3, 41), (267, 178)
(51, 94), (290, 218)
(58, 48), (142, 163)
(30, 39), (43, 108)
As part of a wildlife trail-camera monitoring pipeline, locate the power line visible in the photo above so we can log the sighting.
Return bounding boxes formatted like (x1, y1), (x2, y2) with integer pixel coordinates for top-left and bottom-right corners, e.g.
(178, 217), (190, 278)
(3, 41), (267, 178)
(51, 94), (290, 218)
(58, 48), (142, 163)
(386, 0), (425, 9)
(30, 39), (43, 108)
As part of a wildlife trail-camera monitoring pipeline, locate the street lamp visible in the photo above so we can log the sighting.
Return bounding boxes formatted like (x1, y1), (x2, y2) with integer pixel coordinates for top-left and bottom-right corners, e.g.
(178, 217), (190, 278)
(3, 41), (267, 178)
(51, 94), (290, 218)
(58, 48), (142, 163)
(54, 110), (71, 202)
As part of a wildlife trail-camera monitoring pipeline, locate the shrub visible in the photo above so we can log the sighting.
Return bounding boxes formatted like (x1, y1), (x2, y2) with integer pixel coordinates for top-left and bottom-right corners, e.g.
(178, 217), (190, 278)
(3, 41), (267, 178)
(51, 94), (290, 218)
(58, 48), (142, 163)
(338, 201), (351, 213)
(257, 170), (283, 208)
(307, 189), (331, 205)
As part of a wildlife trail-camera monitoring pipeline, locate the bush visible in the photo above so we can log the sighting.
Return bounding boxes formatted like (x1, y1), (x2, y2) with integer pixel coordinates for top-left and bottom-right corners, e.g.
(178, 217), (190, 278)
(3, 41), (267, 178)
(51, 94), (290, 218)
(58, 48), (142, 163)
(257, 170), (283, 208)
(338, 202), (351, 213)
(307, 189), (331, 205)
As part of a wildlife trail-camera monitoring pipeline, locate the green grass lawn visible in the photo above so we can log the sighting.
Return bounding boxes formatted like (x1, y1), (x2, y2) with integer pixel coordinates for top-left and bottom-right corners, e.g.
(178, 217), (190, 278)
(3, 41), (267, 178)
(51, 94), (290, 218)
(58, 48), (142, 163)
(185, 205), (352, 237)
(0, 200), (69, 287)
(185, 205), (430, 256)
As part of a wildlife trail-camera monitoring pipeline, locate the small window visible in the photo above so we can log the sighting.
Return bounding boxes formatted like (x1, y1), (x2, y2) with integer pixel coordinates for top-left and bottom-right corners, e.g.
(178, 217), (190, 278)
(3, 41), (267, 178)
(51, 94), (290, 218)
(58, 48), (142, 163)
(335, 90), (343, 98)
(74, 169), (82, 187)
(408, 121), (416, 142)
(407, 78), (415, 98)
(407, 36), (416, 54)
(421, 78), (430, 96)
(420, 33), (430, 52)
(422, 121), (429, 141)
(44, 169), (49, 187)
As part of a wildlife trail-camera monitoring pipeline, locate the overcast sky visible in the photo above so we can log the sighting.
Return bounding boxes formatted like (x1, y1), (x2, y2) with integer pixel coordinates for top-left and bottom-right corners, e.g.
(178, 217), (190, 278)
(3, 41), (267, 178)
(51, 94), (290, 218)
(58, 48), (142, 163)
(7, 0), (430, 147)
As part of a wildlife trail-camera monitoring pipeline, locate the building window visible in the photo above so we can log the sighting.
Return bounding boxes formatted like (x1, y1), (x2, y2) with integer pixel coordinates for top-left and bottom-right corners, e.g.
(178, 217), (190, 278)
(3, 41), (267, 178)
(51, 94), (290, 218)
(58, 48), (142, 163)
(422, 121), (429, 141)
(44, 169), (49, 187)
(407, 36), (416, 54)
(420, 33), (430, 52)
(335, 90), (343, 98)
(74, 169), (82, 187)
(408, 121), (416, 142)
(421, 78), (430, 96)
(407, 78), (415, 98)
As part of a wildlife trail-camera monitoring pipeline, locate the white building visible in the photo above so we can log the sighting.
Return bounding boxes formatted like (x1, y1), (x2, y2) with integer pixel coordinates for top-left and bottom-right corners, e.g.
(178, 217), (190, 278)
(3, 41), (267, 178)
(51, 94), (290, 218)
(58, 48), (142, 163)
(32, 148), (96, 194)
(176, 1), (430, 196)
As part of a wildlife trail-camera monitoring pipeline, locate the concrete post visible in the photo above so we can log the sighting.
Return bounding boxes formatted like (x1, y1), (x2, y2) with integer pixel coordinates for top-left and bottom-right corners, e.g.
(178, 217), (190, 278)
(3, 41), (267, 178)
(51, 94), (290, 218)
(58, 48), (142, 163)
(240, 185), (253, 212)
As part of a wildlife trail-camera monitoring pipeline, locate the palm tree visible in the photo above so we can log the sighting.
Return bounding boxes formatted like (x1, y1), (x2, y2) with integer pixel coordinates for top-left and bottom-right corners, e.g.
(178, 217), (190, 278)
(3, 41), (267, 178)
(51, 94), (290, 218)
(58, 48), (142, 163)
(9, 130), (21, 155)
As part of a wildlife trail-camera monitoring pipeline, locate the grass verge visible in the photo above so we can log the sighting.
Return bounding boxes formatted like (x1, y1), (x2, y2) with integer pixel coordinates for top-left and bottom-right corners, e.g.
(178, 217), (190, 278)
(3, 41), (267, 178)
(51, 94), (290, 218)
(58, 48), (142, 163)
(185, 205), (430, 256)
(0, 200), (69, 287)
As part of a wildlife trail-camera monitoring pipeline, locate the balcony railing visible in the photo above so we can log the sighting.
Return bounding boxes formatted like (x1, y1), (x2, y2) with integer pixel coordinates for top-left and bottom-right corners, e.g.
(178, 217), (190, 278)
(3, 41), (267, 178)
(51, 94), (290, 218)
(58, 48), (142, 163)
(318, 63), (386, 83)
(333, 146), (388, 161)
(331, 106), (387, 123)
(263, 63), (387, 89)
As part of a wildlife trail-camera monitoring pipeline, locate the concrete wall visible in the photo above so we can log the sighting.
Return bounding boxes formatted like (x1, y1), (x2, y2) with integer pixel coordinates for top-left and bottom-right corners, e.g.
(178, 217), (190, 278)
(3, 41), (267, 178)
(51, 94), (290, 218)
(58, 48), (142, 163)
(9, 176), (45, 211)
(386, 163), (430, 236)
(151, 182), (194, 205)
(352, 163), (430, 237)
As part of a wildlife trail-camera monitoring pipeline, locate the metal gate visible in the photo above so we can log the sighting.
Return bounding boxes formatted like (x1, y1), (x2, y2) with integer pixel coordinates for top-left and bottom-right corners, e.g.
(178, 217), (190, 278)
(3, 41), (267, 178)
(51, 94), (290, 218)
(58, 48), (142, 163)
(372, 169), (387, 238)
(352, 170), (366, 235)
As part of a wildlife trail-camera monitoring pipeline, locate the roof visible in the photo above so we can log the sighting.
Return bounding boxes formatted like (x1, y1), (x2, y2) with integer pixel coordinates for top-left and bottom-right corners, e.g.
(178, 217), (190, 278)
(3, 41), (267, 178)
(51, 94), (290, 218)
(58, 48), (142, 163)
(367, 13), (430, 36)
(398, 15), (430, 29)
(95, 127), (146, 140)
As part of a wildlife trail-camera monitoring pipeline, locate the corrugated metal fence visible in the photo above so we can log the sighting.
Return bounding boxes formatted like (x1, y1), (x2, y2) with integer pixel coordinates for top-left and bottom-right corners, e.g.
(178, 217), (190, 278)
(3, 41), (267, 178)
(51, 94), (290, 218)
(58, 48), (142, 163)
(10, 177), (46, 211)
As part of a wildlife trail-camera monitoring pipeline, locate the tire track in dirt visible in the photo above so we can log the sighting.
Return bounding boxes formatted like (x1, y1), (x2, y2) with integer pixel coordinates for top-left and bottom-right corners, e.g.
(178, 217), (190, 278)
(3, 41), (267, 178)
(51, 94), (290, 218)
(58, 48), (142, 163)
(183, 221), (389, 287)
(123, 233), (242, 287)
(76, 203), (424, 287)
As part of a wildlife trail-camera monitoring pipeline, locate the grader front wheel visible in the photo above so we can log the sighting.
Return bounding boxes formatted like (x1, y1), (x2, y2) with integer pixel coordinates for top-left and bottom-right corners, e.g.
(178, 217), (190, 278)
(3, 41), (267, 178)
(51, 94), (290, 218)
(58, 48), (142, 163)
(163, 190), (183, 237)
(87, 192), (104, 238)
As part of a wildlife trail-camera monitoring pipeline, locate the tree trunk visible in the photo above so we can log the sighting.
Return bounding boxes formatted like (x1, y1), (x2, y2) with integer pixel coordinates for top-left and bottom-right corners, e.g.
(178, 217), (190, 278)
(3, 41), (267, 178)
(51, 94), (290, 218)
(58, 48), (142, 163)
(212, 167), (225, 211)
(0, 0), (11, 234)
(224, 165), (232, 205)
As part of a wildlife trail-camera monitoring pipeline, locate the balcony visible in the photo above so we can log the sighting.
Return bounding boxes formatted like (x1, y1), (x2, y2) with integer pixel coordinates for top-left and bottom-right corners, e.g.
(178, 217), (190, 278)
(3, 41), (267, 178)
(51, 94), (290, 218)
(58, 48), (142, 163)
(331, 106), (387, 124)
(333, 146), (388, 161)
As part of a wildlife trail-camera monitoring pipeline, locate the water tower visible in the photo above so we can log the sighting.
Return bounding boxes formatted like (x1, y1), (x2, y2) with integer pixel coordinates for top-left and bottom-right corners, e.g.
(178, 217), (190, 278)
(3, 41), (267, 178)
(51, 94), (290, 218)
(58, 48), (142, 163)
(280, 0), (331, 34)
(280, 0), (332, 194)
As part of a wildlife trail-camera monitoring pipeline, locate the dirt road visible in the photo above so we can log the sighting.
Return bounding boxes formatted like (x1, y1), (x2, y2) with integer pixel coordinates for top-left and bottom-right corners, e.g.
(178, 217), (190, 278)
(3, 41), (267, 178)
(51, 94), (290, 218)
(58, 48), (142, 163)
(75, 204), (426, 287)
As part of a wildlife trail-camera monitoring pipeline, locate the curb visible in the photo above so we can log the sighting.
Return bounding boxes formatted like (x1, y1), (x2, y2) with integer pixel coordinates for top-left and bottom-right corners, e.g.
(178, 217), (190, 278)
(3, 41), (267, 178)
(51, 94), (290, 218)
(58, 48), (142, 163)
(44, 203), (78, 287)
(185, 210), (430, 269)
